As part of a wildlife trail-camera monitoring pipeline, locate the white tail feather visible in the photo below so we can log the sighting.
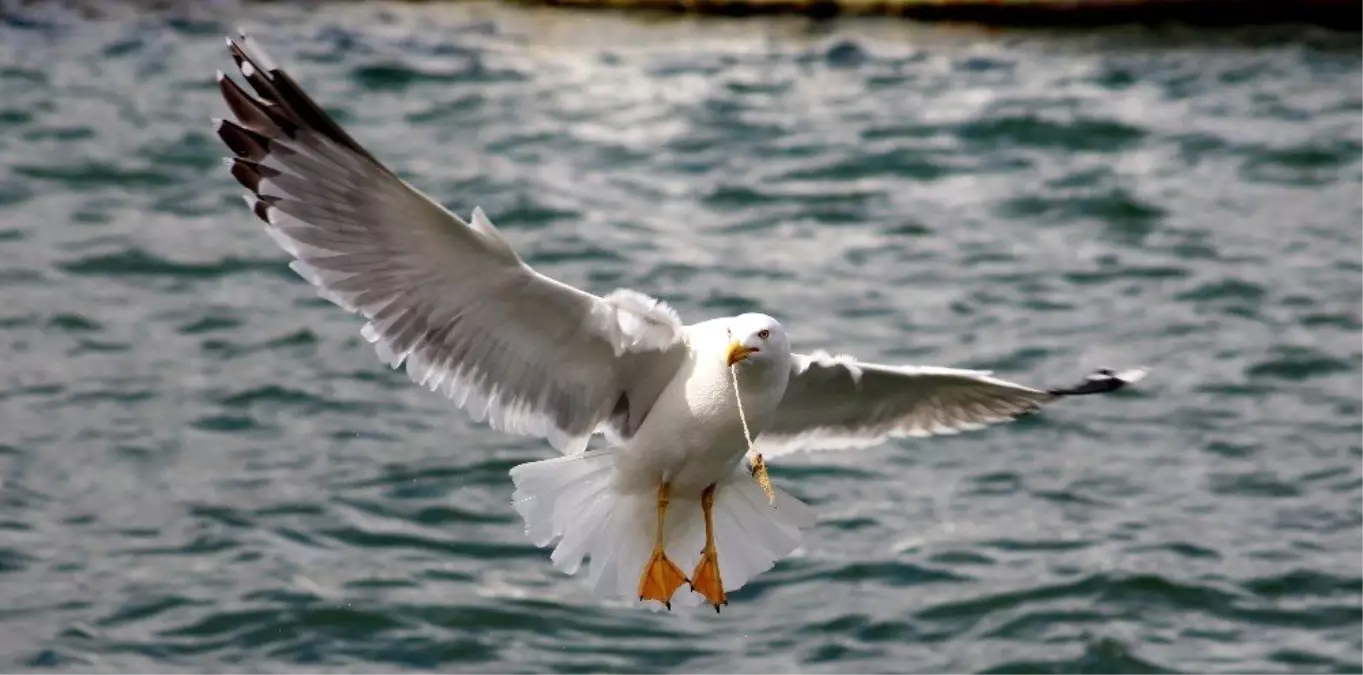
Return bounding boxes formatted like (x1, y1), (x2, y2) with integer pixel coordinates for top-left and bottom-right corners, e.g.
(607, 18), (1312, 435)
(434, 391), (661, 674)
(509, 451), (815, 607)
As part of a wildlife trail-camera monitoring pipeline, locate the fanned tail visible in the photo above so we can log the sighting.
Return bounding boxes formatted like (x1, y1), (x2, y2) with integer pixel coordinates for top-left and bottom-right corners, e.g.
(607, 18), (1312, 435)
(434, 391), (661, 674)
(509, 452), (815, 608)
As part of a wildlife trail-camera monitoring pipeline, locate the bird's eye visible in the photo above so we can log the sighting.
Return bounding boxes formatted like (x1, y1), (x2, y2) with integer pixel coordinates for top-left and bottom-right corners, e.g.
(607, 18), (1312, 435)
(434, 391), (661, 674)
(757, 329), (770, 340)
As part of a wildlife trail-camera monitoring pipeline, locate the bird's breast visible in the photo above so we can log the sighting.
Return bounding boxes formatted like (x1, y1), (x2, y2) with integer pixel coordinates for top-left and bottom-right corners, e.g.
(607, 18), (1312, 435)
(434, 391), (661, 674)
(612, 358), (780, 494)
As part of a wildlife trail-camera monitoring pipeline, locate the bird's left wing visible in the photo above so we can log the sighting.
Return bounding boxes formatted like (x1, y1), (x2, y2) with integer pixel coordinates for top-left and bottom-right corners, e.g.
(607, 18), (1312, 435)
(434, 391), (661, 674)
(755, 351), (1146, 458)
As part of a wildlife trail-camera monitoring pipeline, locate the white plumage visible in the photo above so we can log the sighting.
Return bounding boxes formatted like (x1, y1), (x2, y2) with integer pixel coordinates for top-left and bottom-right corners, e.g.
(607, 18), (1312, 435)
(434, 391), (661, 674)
(212, 32), (1147, 611)
(507, 315), (813, 605)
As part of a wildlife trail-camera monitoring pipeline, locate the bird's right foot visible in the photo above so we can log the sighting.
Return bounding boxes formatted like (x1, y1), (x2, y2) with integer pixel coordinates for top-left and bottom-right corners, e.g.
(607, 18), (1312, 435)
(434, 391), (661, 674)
(638, 547), (688, 610)
(637, 481), (688, 609)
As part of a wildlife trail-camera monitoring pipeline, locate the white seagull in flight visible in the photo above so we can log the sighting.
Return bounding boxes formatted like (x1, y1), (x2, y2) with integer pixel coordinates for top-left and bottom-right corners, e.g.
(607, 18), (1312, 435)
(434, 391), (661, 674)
(212, 32), (1147, 612)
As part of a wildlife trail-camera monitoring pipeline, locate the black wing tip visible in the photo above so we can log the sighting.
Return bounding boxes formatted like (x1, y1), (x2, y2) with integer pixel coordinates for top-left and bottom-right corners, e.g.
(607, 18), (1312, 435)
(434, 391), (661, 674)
(215, 117), (271, 160)
(1049, 367), (1149, 397)
(240, 192), (279, 224)
(227, 156), (281, 193)
(217, 32), (377, 163)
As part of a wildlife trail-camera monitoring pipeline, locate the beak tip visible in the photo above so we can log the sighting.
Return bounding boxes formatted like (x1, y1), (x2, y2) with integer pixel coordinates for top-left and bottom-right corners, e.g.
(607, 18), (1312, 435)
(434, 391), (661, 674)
(726, 342), (755, 367)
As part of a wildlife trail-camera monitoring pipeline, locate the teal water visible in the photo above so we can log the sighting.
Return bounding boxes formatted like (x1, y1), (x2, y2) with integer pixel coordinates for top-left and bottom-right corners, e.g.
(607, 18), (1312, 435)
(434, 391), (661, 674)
(1, 2), (1360, 672)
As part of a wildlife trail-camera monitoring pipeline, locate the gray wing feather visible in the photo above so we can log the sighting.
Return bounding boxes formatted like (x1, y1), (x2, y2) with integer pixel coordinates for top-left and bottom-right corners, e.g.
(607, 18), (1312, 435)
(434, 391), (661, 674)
(214, 33), (685, 454)
(757, 351), (1146, 458)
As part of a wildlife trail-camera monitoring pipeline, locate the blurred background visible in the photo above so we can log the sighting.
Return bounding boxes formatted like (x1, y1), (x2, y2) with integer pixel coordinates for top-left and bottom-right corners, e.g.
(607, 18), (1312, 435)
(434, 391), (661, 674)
(0, 0), (1359, 672)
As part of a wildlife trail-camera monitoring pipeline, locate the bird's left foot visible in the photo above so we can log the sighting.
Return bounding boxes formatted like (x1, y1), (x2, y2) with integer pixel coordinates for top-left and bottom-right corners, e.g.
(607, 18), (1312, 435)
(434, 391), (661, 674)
(690, 547), (727, 612)
(691, 483), (728, 612)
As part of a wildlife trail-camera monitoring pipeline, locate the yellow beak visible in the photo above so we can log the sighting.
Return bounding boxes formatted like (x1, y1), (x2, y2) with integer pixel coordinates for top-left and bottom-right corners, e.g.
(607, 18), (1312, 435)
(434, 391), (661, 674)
(726, 341), (758, 366)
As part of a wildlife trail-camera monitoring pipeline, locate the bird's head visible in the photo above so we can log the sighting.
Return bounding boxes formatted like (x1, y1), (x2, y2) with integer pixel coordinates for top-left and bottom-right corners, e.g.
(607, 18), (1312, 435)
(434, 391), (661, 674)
(725, 313), (790, 369)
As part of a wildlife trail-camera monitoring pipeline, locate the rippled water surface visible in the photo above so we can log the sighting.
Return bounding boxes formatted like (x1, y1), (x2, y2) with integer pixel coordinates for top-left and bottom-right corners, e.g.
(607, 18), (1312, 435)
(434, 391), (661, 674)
(1, 2), (1360, 672)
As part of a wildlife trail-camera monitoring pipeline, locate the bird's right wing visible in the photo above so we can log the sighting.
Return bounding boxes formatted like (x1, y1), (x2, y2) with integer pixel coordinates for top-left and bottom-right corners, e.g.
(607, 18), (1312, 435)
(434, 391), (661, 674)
(214, 33), (685, 454)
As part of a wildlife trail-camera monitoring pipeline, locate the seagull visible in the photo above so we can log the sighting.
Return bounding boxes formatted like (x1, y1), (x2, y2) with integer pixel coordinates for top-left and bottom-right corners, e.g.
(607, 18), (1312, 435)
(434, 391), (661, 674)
(212, 33), (1147, 612)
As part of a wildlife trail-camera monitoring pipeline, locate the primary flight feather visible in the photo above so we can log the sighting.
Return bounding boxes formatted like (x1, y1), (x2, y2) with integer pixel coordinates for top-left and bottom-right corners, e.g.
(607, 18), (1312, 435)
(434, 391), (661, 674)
(212, 32), (1147, 611)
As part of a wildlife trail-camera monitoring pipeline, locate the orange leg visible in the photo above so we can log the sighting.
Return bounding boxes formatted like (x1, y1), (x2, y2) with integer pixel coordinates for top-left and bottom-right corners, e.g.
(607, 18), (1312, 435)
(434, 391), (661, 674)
(637, 482), (688, 610)
(689, 483), (727, 612)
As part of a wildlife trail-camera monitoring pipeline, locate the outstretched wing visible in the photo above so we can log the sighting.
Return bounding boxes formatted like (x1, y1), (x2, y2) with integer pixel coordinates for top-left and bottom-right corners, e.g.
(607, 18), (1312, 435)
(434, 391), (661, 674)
(755, 351), (1146, 458)
(214, 32), (686, 454)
